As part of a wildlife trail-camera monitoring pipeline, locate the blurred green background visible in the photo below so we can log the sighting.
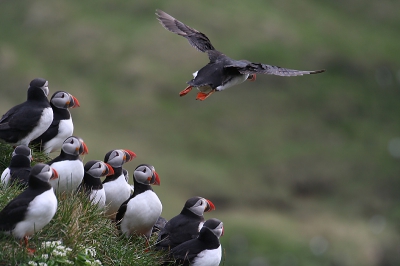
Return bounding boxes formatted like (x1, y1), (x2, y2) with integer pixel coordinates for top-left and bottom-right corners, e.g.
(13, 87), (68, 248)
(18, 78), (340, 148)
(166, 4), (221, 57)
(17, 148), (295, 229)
(1, 1), (400, 265)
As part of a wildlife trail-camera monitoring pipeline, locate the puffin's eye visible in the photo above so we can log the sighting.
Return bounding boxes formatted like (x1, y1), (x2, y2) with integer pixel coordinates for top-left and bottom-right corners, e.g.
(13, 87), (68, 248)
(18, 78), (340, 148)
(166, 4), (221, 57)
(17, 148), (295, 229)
(200, 201), (203, 205)
(142, 168), (147, 173)
(98, 164), (102, 168)
(61, 94), (65, 98)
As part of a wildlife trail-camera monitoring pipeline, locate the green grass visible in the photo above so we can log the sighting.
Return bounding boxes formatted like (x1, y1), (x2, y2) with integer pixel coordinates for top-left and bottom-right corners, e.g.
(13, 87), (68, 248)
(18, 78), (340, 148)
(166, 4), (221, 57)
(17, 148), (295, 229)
(0, 183), (166, 265)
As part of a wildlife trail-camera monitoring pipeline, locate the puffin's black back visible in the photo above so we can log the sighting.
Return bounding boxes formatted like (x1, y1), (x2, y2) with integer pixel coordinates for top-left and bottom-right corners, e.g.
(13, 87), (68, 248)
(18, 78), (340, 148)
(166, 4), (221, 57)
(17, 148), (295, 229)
(156, 208), (204, 250)
(8, 154), (31, 186)
(169, 226), (221, 266)
(0, 79), (50, 143)
(0, 171), (52, 231)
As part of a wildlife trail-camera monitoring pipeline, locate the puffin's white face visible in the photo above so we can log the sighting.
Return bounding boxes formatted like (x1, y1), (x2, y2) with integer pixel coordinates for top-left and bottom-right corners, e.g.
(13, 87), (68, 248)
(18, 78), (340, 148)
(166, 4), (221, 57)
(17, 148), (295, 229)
(33, 164), (58, 183)
(212, 221), (224, 238)
(188, 198), (215, 216)
(106, 150), (126, 168)
(41, 81), (49, 97)
(62, 136), (82, 155)
(133, 164), (160, 185)
(86, 161), (113, 178)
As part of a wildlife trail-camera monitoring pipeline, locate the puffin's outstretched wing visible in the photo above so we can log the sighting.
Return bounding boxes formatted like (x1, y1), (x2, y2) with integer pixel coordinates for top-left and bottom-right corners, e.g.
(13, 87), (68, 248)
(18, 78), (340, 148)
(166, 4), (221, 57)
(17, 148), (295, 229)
(225, 60), (325, 76)
(156, 9), (215, 52)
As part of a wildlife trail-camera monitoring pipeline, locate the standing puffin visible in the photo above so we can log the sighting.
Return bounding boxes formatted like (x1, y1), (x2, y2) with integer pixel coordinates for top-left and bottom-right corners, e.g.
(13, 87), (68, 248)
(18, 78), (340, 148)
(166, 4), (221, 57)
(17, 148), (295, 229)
(47, 136), (89, 194)
(1, 145), (33, 187)
(31, 91), (80, 154)
(156, 196), (215, 251)
(169, 218), (224, 266)
(79, 160), (114, 209)
(116, 164), (162, 240)
(102, 149), (136, 219)
(156, 10), (325, 100)
(0, 78), (53, 145)
(0, 163), (58, 249)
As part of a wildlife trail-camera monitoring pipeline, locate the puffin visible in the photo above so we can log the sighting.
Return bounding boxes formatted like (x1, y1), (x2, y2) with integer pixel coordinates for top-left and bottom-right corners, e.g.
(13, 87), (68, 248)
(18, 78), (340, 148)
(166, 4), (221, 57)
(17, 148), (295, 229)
(116, 164), (162, 240)
(79, 160), (114, 209)
(1, 145), (33, 187)
(31, 91), (80, 154)
(0, 163), (58, 250)
(156, 10), (325, 100)
(156, 196), (215, 251)
(0, 78), (53, 145)
(46, 136), (89, 194)
(168, 218), (224, 266)
(102, 149), (136, 219)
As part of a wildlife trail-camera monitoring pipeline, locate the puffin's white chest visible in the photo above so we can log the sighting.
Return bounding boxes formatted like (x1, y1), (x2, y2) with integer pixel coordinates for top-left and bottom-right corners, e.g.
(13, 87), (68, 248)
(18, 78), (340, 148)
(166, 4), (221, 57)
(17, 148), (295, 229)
(49, 159), (84, 193)
(120, 190), (162, 237)
(43, 118), (74, 154)
(192, 245), (222, 266)
(1, 168), (11, 186)
(12, 188), (57, 239)
(19, 107), (53, 146)
(89, 188), (106, 209)
(103, 175), (132, 217)
(216, 74), (249, 91)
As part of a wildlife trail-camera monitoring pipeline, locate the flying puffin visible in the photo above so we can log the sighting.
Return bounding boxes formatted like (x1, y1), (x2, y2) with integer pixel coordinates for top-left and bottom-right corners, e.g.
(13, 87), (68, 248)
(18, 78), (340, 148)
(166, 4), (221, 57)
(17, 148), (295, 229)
(116, 164), (162, 240)
(156, 196), (215, 251)
(31, 91), (80, 154)
(168, 218), (224, 266)
(1, 145), (33, 187)
(79, 160), (114, 209)
(0, 163), (58, 250)
(0, 78), (53, 144)
(102, 149), (136, 219)
(156, 10), (325, 100)
(46, 136), (89, 194)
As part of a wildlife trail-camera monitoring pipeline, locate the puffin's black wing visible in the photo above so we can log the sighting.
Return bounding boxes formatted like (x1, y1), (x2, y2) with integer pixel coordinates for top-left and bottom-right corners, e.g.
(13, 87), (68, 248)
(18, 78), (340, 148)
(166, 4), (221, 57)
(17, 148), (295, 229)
(0, 189), (40, 231)
(225, 60), (325, 76)
(156, 9), (215, 53)
(169, 239), (204, 265)
(115, 196), (130, 228)
(0, 104), (44, 131)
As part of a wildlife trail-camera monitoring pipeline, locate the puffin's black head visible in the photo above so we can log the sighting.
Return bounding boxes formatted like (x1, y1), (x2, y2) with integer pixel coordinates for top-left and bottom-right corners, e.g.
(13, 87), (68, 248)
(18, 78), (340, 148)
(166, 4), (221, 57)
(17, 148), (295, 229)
(30, 78), (47, 88)
(84, 160), (114, 178)
(12, 145), (32, 160)
(183, 196), (216, 216)
(202, 218), (224, 238)
(50, 91), (80, 109)
(133, 164), (161, 185)
(28, 78), (49, 98)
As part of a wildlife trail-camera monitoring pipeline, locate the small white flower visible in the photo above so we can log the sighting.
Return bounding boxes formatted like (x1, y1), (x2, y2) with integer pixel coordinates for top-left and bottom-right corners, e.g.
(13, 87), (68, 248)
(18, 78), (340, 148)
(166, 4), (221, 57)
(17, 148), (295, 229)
(28, 262), (37, 266)
(65, 260), (74, 265)
(38, 263), (48, 266)
(85, 247), (96, 257)
(41, 254), (49, 260)
(65, 247), (73, 252)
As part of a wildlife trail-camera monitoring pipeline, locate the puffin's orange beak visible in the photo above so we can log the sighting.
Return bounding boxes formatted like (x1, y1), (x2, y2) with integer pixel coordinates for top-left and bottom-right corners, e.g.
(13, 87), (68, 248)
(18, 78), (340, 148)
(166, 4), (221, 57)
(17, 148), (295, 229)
(71, 95), (80, 108)
(123, 150), (137, 162)
(50, 168), (59, 180)
(205, 199), (216, 212)
(104, 163), (115, 176)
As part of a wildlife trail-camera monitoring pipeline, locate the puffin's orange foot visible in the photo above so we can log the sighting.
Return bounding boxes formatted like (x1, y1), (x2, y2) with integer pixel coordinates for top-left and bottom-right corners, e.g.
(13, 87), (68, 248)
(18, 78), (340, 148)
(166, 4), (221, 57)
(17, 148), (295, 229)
(248, 74), (256, 81)
(179, 86), (192, 97)
(27, 248), (36, 255)
(196, 91), (214, 101)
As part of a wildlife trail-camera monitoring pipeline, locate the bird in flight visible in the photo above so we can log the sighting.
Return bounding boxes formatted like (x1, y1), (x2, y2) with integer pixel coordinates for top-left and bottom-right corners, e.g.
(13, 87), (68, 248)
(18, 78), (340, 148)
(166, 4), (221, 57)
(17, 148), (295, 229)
(156, 9), (325, 101)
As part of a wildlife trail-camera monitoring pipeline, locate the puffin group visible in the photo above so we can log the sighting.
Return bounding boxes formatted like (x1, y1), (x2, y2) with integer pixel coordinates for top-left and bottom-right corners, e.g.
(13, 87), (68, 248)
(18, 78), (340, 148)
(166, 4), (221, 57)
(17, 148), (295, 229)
(0, 9), (325, 266)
